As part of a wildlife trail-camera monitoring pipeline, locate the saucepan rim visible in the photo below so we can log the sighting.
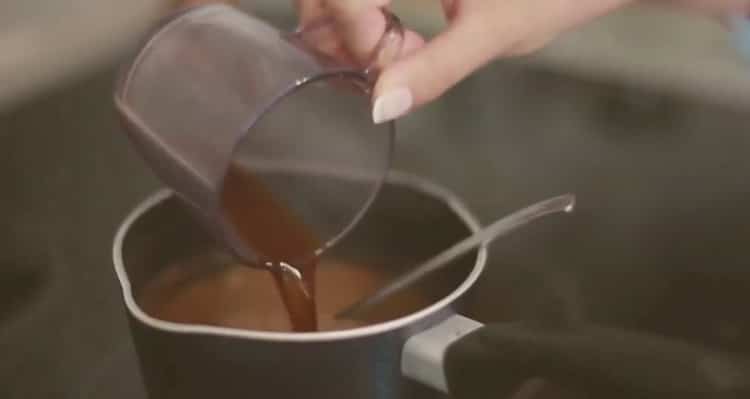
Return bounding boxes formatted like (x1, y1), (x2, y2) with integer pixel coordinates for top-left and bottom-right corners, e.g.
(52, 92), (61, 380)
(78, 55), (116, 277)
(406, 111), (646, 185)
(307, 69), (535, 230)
(112, 170), (488, 343)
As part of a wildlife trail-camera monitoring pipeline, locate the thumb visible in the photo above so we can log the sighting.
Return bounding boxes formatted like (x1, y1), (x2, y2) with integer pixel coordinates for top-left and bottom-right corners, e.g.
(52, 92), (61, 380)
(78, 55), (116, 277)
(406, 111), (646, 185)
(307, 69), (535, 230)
(324, 0), (391, 62)
(371, 15), (518, 124)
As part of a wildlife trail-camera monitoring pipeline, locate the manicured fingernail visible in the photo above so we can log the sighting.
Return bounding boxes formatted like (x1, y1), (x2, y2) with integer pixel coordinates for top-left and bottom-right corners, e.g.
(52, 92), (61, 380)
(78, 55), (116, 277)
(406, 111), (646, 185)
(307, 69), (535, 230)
(372, 87), (412, 124)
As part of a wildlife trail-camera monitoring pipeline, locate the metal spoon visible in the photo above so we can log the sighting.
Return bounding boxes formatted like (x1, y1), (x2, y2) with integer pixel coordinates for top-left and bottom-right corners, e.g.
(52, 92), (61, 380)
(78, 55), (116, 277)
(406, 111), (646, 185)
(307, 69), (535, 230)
(336, 194), (576, 319)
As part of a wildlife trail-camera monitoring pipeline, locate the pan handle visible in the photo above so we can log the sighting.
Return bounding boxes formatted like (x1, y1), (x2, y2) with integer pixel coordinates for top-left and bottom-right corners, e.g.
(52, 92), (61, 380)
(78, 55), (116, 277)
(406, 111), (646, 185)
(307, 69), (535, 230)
(403, 315), (750, 398)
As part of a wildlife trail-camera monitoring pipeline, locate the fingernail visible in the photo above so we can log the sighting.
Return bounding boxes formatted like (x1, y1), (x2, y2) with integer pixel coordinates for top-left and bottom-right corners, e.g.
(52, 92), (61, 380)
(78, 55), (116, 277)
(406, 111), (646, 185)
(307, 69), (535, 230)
(372, 87), (412, 124)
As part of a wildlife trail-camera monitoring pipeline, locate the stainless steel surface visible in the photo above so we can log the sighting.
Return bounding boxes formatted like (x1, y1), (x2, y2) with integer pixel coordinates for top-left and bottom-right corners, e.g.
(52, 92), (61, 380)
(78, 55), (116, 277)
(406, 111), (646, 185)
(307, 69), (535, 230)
(115, 174), (484, 399)
(338, 194), (575, 319)
(3, 10), (750, 397)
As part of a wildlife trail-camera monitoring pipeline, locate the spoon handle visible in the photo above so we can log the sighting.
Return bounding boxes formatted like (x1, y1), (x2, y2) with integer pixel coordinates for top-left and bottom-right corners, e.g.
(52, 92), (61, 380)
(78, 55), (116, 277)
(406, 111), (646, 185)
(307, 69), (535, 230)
(337, 194), (576, 319)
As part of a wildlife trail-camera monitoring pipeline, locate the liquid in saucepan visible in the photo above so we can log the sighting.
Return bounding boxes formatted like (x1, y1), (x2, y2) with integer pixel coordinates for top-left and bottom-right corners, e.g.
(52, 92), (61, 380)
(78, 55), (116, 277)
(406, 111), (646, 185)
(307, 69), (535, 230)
(138, 256), (432, 332)
(138, 163), (432, 332)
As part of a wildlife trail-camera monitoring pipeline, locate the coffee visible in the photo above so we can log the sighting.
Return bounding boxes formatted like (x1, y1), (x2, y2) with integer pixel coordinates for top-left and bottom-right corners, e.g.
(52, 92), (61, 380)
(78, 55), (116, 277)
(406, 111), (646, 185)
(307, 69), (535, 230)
(138, 163), (434, 332)
(138, 254), (432, 332)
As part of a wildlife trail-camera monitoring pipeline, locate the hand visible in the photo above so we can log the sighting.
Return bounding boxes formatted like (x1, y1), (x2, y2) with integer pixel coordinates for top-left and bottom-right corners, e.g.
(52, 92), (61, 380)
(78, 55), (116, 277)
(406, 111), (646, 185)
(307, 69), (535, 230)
(178, 0), (237, 8)
(297, 0), (750, 124)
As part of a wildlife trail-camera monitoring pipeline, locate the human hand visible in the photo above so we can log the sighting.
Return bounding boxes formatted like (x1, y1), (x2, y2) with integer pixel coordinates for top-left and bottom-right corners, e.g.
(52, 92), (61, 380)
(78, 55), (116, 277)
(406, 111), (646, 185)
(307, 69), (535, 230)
(178, 0), (237, 8)
(298, 0), (635, 123)
(297, 0), (750, 124)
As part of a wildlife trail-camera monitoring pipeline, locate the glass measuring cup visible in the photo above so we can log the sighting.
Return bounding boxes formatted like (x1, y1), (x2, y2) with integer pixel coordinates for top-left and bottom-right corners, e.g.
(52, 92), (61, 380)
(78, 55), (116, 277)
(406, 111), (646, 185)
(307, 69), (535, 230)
(114, 4), (404, 265)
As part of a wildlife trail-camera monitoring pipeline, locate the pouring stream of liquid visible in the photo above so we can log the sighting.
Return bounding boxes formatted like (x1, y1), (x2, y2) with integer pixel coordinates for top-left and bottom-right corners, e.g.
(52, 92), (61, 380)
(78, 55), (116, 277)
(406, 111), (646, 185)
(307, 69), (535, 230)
(336, 194), (576, 319)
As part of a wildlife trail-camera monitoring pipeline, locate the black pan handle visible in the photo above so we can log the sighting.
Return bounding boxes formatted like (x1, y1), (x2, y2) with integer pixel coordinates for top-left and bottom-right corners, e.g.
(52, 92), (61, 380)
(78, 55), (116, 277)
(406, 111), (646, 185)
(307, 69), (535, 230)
(444, 322), (750, 398)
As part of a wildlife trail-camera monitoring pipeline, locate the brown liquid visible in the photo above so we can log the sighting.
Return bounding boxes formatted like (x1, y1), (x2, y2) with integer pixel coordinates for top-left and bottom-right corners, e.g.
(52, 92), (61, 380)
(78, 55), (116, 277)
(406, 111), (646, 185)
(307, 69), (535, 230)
(219, 164), (322, 331)
(138, 256), (431, 332)
(140, 163), (434, 332)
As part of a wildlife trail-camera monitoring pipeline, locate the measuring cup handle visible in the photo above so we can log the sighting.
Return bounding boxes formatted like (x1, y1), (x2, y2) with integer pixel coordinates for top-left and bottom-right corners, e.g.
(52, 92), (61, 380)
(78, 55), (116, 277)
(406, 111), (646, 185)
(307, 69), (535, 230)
(294, 8), (405, 83)
(403, 315), (750, 398)
(362, 10), (404, 80)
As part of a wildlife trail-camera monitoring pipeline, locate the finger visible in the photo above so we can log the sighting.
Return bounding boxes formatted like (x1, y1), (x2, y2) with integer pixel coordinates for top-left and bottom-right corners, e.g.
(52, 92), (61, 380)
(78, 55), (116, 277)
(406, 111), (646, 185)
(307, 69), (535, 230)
(324, 0), (390, 19)
(441, 0), (459, 20)
(324, 0), (391, 62)
(296, 0), (326, 25)
(371, 16), (501, 124)
(178, 0), (238, 7)
(400, 30), (426, 57)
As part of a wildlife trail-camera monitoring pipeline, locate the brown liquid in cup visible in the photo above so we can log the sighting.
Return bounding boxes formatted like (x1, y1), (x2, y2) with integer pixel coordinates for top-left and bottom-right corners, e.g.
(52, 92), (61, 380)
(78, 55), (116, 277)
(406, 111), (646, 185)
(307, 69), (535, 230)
(139, 163), (431, 332)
